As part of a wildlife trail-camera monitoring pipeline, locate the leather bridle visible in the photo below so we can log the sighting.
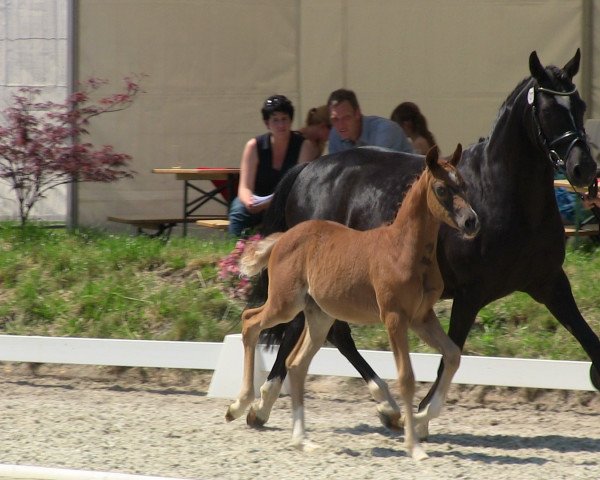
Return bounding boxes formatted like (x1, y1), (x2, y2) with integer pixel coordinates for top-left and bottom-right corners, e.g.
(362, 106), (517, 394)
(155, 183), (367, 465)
(528, 84), (590, 172)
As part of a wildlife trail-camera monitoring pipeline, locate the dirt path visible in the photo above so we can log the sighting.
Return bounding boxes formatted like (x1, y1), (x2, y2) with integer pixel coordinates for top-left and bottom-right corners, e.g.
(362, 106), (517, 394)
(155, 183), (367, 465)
(0, 363), (597, 480)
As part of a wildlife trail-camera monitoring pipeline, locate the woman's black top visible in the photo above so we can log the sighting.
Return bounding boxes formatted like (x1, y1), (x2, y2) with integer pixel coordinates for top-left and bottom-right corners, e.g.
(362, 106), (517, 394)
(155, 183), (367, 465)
(253, 131), (304, 196)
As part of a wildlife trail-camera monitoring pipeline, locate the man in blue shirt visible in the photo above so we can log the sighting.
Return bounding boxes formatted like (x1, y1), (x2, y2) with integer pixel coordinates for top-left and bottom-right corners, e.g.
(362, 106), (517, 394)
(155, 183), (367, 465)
(327, 88), (413, 154)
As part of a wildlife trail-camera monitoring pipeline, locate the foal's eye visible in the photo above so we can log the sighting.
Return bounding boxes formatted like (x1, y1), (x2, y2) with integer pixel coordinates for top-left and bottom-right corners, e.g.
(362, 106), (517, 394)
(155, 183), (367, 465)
(435, 185), (448, 198)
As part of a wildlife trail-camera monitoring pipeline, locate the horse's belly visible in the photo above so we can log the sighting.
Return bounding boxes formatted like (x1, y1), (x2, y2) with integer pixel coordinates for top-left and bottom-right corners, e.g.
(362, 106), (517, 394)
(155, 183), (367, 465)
(308, 287), (381, 325)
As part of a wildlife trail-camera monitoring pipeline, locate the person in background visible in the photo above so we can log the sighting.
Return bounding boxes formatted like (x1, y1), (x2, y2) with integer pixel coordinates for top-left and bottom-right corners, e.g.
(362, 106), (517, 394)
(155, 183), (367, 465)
(390, 101), (437, 155)
(299, 105), (331, 157)
(327, 89), (413, 154)
(229, 95), (317, 237)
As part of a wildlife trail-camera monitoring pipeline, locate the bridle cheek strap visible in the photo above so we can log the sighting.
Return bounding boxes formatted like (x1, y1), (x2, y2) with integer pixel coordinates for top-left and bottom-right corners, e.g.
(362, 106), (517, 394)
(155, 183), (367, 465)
(528, 85), (589, 171)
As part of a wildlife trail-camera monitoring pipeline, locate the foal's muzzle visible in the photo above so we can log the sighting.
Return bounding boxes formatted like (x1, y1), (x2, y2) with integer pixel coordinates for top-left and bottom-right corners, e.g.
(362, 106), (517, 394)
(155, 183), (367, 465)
(458, 209), (480, 239)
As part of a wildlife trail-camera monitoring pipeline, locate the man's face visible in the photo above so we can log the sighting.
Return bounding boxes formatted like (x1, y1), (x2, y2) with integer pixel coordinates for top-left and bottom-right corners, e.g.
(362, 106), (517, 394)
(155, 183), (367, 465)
(329, 101), (361, 142)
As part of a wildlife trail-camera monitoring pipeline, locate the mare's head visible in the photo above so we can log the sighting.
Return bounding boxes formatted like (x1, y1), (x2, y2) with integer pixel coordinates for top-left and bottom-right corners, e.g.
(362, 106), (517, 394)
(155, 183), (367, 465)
(426, 144), (480, 239)
(528, 49), (596, 187)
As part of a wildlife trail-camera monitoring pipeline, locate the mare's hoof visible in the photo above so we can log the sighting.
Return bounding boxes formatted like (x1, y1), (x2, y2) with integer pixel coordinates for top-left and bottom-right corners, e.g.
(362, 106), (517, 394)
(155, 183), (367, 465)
(590, 364), (600, 391)
(378, 411), (403, 431)
(246, 407), (267, 428)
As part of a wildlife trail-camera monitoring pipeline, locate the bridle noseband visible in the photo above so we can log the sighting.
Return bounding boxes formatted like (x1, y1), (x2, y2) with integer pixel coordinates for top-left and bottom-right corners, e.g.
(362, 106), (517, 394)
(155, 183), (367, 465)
(528, 84), (590, 172)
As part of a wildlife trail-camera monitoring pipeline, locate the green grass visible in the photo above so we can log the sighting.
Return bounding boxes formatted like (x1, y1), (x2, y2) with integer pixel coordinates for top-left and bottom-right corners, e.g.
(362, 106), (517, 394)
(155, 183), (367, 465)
(0, 223), (599, 362)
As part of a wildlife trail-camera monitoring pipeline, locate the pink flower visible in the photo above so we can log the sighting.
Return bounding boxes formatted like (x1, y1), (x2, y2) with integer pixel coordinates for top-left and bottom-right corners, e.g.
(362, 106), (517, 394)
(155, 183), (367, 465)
(216, 235), (264, 301)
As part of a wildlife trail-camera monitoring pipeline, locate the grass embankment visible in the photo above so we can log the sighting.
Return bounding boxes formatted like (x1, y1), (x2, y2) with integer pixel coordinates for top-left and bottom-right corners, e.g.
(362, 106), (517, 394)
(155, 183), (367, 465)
(0, 224), (598, 361)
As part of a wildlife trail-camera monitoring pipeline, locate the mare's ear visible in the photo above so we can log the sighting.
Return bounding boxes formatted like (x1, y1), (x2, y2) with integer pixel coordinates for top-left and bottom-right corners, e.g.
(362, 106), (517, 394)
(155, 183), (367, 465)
(563, 48), (580, 80)
(529, 51), (550, 84)
(425, 145), (439, 172)
(448, 143), (462, 167)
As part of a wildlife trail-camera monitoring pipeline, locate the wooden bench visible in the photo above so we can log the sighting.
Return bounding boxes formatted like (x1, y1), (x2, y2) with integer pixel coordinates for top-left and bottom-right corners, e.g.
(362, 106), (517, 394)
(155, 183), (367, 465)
(196, 219), (230, 231)
(108, 216), (226, 238)
(563, 223), (599, 237)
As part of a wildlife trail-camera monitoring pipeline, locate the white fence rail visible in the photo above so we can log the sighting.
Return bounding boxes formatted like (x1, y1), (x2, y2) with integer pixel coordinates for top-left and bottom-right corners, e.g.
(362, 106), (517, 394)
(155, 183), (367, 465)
(0, 334), (594, 398)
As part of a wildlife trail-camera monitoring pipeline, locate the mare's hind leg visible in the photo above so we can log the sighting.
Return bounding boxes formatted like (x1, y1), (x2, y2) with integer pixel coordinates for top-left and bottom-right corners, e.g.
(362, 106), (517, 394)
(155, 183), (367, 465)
(328, 321), (402, 430)
(226, 295), (304, 423)
(286, 301), (335, 451)
(247, 315), (305, 427)
(412, 309), (461, 440)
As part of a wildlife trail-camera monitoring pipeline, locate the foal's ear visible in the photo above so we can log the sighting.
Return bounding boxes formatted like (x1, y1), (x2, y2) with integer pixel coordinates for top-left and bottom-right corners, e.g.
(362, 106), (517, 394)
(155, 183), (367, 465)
(425, 145), (440, 171)
(529, 51), (550, 84)
(448, 143), (462, 167)
(563, 48), (581, 80)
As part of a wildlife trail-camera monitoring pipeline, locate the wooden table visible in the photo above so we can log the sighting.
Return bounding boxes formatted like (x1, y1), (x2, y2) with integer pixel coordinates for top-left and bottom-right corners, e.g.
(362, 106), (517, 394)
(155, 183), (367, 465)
(553, 178), (588, 194)
(152, 167), (240, 236)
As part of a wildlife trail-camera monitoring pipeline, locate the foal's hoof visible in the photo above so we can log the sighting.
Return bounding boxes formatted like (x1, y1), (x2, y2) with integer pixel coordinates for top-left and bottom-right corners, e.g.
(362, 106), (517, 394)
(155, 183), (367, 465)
(246, 407), (267, 428)
(378, 411), (403, 431)
(225, 408), (236, 423)
(292, 439), (321, 452)
(415, 421), (429, 441)
(410, 444), (429, 461)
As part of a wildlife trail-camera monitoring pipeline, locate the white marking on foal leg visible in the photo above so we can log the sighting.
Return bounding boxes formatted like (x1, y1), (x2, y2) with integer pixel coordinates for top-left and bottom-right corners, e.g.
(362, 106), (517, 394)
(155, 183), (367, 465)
(368, 379), (402, 430)
(247, 378), (282, 427)
(290, 405), (320, 451)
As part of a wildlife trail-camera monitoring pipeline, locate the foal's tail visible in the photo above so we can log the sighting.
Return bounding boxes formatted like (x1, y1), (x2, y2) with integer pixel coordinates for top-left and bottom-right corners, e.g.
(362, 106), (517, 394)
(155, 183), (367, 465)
(240, 233), (283, 277)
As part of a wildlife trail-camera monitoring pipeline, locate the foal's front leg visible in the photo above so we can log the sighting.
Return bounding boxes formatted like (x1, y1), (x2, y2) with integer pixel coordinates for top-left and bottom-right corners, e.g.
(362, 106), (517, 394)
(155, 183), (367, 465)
(385, 312), (428, 461)
(412, 309), (461, 439)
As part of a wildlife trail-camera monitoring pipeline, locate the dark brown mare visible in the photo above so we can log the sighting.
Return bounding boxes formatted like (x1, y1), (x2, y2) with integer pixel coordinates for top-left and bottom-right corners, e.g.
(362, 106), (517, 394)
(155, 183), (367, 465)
(242, 50), (599, 436)
(226, 146), (480, 460)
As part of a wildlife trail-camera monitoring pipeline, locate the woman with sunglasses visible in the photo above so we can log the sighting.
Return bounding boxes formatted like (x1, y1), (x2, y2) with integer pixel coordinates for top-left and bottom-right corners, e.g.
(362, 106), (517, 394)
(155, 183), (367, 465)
(229, 95), (319, 236)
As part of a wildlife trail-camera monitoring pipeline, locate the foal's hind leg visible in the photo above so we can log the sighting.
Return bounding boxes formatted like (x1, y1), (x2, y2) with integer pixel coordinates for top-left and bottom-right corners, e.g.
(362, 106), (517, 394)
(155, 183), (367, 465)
(226, 305), (264, 422)
(286, 303), (335, 451)
(226, 296), (304, 423)
(247, 314), (305, 427)
(328, 321), (402, 430)
(412, 309), (461, 440)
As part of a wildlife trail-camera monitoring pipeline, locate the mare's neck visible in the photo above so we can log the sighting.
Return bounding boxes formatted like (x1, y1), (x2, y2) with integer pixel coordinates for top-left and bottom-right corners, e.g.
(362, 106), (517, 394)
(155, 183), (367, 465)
(473, 79), (556, 209)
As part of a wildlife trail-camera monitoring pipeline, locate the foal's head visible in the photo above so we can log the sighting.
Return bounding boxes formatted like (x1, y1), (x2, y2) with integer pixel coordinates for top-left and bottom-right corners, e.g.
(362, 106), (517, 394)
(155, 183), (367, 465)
(425, 144), (480, 239)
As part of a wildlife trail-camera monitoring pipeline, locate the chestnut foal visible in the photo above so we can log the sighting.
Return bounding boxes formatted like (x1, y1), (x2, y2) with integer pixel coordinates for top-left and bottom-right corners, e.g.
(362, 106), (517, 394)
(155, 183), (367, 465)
(226, 145), (480, 460)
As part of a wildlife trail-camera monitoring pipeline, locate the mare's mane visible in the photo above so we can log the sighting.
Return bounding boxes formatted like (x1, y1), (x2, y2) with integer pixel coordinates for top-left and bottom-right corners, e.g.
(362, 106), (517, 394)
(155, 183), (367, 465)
(485, 65), (582, 141)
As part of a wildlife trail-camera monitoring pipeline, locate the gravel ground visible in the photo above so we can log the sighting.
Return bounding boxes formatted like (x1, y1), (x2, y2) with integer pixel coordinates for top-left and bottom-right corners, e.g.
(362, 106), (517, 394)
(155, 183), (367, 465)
(0, 363), (597, 480)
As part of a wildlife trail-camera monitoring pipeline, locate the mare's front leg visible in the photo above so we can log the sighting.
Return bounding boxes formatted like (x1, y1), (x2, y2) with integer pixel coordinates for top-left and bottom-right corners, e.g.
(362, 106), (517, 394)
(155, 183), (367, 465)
(412, 309), (461, 439)
(327, 320), (402, 430)
(247, 314), (305, 427)
(540, 271), (600, 390)
(286, 302), (335, 451)
(226, 306), (265, 421)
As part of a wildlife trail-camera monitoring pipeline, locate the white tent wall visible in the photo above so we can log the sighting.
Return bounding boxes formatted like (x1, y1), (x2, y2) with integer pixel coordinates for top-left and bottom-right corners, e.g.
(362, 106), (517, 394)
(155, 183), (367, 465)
(0, 0), (68, 222)
(74, 0), (588, 230)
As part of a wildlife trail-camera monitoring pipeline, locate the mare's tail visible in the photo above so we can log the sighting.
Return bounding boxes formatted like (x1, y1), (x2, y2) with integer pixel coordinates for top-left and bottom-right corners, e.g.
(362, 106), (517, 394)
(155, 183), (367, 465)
(240, 233), (283, 277)
(260, 163), (308, 235)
